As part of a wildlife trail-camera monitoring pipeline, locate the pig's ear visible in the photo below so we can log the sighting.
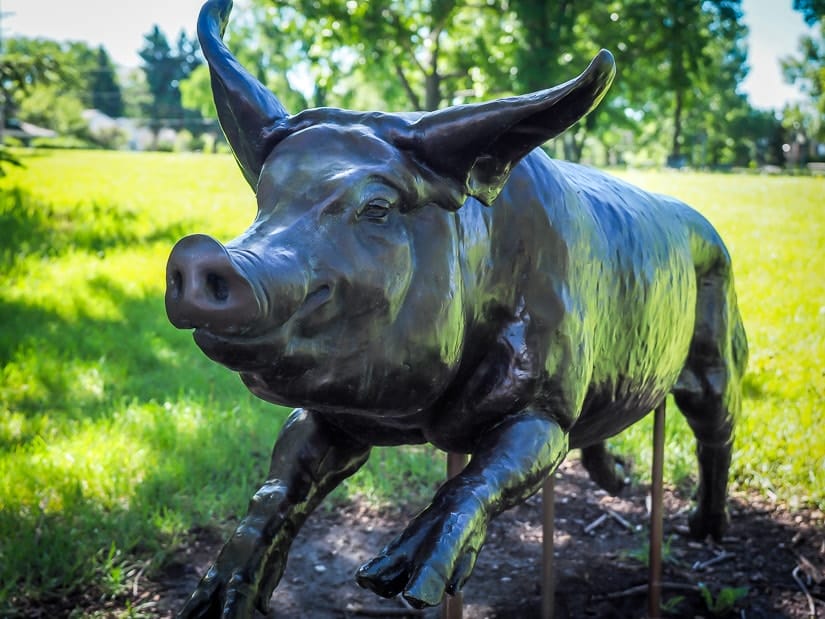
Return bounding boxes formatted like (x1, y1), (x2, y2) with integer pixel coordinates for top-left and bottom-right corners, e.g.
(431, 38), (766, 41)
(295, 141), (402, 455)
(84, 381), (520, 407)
(401, 50), (615, 206)
(199, 0), (290, 190)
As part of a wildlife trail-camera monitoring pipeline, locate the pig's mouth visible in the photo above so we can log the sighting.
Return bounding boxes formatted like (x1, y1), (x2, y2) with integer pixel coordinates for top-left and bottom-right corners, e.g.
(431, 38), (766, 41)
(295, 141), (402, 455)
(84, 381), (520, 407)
(191, 283), (333, 352)
(295, 283), (331, 318)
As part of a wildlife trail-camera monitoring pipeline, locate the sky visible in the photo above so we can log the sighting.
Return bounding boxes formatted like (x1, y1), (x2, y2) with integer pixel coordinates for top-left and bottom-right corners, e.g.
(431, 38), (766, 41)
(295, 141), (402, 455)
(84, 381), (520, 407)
(0, 0), (816, 111)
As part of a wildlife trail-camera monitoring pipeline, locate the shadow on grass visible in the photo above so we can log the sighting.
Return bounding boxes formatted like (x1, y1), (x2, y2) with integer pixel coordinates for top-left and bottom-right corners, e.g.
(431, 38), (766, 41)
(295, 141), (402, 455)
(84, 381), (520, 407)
(0, 259), (290, 607)
(0, 261), (437, 611)
(742, 373), (770, 400)
(0, 187), (195, 271)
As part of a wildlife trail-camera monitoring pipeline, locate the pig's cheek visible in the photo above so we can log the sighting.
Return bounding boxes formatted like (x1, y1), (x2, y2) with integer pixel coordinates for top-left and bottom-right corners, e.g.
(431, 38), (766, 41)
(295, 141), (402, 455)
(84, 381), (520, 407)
(383, 244), (414, 317)
(350, 228), (413, 316)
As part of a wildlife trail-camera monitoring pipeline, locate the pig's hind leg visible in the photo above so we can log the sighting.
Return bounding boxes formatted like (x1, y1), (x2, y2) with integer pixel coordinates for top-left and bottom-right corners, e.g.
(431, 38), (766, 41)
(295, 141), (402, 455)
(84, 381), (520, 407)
(672, 262), (747, 541)
(581, 440), (626, 495)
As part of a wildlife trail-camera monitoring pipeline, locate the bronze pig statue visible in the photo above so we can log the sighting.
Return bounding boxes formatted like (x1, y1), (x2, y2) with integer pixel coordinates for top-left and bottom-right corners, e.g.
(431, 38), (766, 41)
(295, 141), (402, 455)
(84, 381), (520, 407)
(165, 1), (748, 615)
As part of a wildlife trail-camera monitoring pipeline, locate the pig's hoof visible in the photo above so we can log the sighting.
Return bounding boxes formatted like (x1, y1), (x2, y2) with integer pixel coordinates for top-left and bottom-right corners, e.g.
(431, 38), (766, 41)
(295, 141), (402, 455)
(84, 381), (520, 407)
(687, 508), (729, 541)
(356, 497), (487, 607)
(178, 559), (283, 619)
(177, 565), (226, 618)
(581, 444), (627, 496)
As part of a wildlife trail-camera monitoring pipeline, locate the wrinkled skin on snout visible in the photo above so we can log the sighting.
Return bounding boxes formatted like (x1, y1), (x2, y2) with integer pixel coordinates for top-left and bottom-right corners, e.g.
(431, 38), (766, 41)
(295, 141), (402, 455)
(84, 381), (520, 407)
(165, 1), (748, 617)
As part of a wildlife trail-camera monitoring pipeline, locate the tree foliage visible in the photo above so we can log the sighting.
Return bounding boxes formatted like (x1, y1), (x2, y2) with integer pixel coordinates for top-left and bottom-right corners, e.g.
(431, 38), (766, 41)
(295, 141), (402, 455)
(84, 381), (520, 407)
(211, 0), (756, 166)
(0, 46), (62, 173)
(5, 1), (799, 167)
(90, 47), (124, 118)
(786, 0), (825, 148)
(793, 0), (825, 25)
(3, 38), (124, 122)
(138, 26), (203, 133)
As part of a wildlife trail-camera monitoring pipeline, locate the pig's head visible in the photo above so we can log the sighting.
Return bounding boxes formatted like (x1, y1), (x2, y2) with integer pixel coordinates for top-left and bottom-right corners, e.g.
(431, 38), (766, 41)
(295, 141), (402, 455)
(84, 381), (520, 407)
(165, 0), (614, 414)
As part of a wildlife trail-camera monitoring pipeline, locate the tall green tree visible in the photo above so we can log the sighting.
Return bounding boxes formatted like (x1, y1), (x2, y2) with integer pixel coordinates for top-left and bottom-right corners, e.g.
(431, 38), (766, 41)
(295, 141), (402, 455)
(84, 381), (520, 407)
(138, 26), (202, 137)
(574, 0), (748, 166)
(644, 0), (746, 163)
(508, 0), (598, 160)
(781, 21), (825, 145)
(90, 47), (124, 117)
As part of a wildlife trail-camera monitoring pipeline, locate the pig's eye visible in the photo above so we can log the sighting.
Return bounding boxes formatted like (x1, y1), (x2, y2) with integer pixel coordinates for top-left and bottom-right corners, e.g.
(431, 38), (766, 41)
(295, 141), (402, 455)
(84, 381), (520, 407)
(358, 198), (391, 222)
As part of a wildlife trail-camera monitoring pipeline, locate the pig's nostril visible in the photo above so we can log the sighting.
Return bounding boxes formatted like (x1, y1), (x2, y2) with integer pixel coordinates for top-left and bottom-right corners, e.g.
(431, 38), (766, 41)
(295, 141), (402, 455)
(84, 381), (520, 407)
(206, 272), (230, 302)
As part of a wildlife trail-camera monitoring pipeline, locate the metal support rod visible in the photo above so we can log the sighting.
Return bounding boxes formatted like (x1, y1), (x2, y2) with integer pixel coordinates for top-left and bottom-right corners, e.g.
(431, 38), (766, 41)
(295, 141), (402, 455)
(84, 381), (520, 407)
(442, 451), (468, 619)
(647, 401), (666, 618)
(541, 474), (556, 619)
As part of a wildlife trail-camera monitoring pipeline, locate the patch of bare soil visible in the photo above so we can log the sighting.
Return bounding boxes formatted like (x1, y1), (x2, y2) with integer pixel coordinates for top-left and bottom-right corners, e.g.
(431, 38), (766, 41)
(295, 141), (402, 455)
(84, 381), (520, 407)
(16, 459), (825, 618)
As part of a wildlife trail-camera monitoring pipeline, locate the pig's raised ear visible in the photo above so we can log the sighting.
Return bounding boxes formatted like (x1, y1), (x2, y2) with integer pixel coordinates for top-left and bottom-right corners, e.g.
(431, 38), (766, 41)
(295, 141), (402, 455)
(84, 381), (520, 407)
(199, 0), (290, 189)
(400, 50), (615, 206)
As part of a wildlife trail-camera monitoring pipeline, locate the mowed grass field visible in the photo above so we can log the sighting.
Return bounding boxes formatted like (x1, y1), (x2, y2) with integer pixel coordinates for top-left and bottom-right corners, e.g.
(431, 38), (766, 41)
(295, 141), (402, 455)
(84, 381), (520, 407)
(1, 150), (823, 608)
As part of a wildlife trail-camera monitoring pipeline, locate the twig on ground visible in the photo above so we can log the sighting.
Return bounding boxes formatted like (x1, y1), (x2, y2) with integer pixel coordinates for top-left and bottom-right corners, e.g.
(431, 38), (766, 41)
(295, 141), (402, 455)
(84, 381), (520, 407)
(692, 551), (735, 571)
(598, 581), (698, 600)
(584, 513), (609, 534)
(132, 562), (148, 597)
(791, 565), (817, 618)
(796, 552), (823, 584)
(605, 508), (634, 532)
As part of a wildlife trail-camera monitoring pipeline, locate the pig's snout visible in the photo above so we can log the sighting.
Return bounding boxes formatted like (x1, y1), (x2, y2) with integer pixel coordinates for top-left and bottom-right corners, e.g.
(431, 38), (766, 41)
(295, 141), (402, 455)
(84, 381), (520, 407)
(165, 234), (260, 333)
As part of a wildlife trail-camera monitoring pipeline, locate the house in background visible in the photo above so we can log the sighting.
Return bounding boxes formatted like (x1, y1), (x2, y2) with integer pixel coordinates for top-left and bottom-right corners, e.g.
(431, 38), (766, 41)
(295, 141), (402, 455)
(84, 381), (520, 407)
(2, 119), (57, 145)
(82, 109), (177, 151)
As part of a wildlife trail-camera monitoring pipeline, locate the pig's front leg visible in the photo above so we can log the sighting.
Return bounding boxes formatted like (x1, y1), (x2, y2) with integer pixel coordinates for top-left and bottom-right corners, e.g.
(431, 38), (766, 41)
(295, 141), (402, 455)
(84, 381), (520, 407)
(179, 409), (370, 619)
(356, 412), (567, 608)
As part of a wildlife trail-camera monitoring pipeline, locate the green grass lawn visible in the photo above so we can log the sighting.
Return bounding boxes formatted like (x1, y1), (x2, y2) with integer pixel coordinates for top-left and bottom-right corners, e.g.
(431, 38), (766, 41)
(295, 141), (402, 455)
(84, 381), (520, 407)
(1, 150), (822, 609)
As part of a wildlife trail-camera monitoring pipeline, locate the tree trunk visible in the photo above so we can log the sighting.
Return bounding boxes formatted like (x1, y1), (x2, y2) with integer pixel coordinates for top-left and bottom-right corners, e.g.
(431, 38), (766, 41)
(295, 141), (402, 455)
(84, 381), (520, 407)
(671, 88), (684, 161)
(424, 73), (441, 111)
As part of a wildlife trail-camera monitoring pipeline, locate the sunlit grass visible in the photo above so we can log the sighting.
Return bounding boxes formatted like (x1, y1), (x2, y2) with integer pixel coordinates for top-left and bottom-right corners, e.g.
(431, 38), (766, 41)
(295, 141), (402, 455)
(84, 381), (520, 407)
(0, 151), (285, 608)
(610, 170), (825, 509)
(0, 152), (822, 610)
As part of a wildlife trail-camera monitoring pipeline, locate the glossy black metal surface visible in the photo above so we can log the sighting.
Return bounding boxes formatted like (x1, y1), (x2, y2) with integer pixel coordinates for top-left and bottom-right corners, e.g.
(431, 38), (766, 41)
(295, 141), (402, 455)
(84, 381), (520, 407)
(166, 1), (748, 616)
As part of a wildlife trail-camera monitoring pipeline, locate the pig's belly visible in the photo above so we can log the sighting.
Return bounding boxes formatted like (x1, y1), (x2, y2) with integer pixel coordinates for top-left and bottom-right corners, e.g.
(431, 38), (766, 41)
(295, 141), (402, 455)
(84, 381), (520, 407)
(566, 378), (673, 449)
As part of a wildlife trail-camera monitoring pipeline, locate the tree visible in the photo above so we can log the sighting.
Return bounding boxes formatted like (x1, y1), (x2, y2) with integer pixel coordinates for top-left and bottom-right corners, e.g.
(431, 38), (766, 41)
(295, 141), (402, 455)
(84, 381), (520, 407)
(644, 0), (747, 163)
(781, 21), (825, 144)
(570, 0), (749, 166)
(1, 38), (98, 147)
(1, 42), (62, 124)
(90, 47), (124, 117)
(784, 0), (825, 155)
(180, 64), (218, 121)
(3, 37), (124, 119)
(0, 42), (64, 173)
(243, 0), (519, 112)
(186, 1), (761, 167)
(508, 0), (596, 160)
(793, 0), (825, 24)
(119, 68), (152, 120)
(16, 84), (89, 137)
(138, 26), (202, 139)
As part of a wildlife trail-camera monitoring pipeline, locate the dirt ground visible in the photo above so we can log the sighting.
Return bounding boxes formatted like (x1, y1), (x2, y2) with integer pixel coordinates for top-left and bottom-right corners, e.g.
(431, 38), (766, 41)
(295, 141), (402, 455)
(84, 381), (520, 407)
(20, 459), (825, 618)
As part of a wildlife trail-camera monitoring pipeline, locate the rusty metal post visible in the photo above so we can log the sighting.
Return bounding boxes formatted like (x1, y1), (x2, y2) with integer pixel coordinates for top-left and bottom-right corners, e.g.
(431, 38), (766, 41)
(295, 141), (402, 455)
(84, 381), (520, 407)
(442, 452), (468, 619)
(647, 401), (666, 618)
(541, 474), (556, 619)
